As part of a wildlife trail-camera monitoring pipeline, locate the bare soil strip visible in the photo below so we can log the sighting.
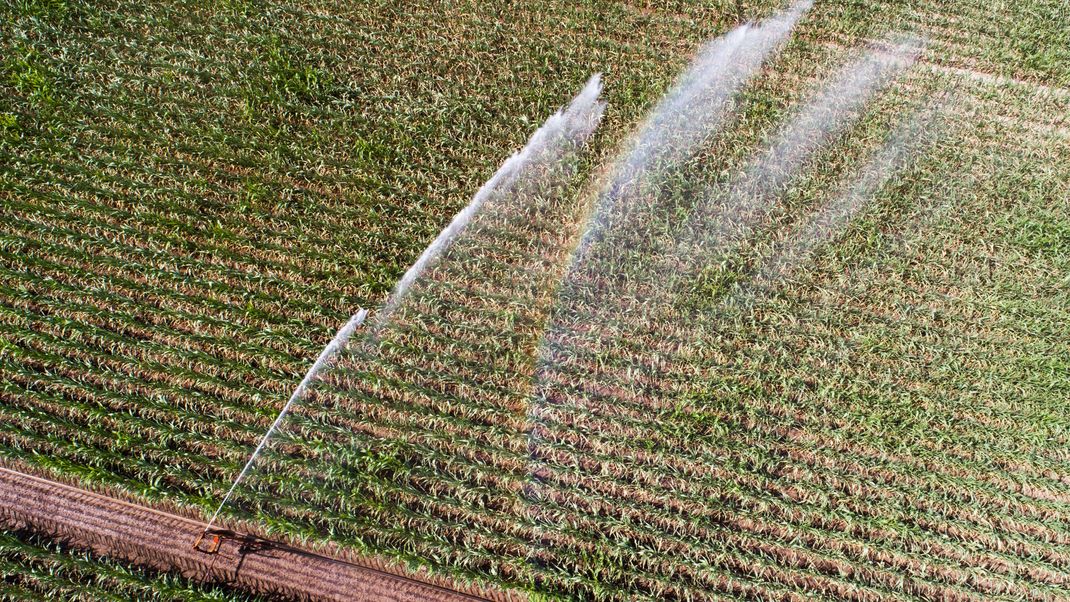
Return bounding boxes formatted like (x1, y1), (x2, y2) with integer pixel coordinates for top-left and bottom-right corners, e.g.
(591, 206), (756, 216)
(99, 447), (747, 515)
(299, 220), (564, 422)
(0, 466), (495, 602)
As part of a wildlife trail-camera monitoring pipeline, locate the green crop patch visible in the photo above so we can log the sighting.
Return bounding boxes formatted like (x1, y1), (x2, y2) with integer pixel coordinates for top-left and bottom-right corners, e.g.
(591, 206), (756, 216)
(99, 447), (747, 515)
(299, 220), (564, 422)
(3, 45), (54, 107)
(2, 0), (1069, 600)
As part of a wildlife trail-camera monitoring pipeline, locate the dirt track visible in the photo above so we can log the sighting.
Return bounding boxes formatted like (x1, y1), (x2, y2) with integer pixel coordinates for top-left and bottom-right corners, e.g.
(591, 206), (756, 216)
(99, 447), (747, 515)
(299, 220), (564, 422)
(0, 467), (496, 602)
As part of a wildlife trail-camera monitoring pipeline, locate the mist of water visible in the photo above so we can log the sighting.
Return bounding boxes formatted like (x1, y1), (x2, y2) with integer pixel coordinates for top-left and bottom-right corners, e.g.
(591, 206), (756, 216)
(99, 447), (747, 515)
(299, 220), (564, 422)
(665, 41), (922, 298)
(752, 106), (935, 288)
(523, 37), (925, 519)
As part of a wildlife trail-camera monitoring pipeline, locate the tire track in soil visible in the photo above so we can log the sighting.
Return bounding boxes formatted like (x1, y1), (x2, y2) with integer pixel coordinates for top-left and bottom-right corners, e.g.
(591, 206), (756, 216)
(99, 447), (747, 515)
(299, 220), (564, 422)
(0, 466), (500, 602)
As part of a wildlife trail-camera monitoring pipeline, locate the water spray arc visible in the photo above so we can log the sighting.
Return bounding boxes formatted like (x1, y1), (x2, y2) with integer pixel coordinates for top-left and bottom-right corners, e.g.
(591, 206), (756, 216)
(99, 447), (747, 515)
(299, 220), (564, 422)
(370, 74), (607, 334)
(528, 0), (813, 450)
(187, 6), (940, 590)
(198, 307), (369, 544)
(572, 0), (812, 266)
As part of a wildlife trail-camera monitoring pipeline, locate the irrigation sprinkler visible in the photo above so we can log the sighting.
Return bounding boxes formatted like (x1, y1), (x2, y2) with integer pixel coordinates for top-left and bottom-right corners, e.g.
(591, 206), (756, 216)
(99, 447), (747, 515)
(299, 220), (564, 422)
(192, 530), (224, 554)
